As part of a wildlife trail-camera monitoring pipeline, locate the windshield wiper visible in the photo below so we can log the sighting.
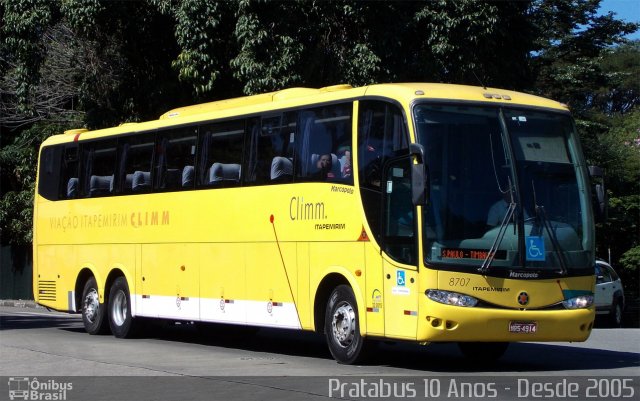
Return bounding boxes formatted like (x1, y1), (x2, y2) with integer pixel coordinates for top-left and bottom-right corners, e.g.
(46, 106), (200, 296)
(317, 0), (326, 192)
(479, 178), (517, 275)
(530, 182), (568, 276)
(479, 200), (516, 274)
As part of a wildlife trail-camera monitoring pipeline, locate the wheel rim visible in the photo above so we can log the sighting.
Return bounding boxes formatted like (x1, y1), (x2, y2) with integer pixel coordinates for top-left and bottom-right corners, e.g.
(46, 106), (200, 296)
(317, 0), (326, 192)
(331, 301), (356, 348)
(615, 304), (622, 325)
(83, 288), (100, 323)
(111, 290), (128, 327)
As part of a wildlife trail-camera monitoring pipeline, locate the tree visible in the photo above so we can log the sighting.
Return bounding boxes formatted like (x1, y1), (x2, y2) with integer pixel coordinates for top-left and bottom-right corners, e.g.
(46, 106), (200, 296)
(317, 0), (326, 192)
(595, 41), (640, 114)
(1, 23), (85, 128)
(1, 0), (55, 117)
(596, 107), (640, 293)
(529, 0), (638, 113)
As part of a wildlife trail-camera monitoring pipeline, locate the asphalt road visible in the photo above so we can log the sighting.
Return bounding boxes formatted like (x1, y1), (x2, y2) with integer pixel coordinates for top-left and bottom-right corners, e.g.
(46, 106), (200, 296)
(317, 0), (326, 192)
(1, 306), (638, 401)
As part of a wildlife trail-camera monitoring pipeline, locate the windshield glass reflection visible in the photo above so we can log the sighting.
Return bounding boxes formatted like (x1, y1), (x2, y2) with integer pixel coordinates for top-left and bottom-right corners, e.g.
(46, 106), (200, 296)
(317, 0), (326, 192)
(415, 104), (593, 273)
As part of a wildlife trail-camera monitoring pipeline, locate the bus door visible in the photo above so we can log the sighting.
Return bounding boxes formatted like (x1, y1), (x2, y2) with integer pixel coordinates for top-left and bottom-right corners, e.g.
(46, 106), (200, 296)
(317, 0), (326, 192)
(382, 157), (419, 339)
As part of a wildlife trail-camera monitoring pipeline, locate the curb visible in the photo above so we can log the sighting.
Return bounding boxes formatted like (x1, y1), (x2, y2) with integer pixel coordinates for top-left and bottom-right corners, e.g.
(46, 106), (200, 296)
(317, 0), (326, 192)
(0, 299), (41, 309)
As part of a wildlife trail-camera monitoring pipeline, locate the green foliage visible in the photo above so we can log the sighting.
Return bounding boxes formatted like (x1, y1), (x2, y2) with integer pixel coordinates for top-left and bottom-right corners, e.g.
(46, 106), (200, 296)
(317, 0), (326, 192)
(0, 122), (68, 245)
(599, 108), (640, 191)
(597, 41), (640, 114)
(413, 0), (533, 86)
(1, 0), (54, 114)
(619, 245), (640, 295)
(620, 246), (640, 273)
(227, 0), (536, 94)
(171, 0), (229, 97)
(231, 0), (304, 94)
(59, 0), (104, 37)
(0, 188), (34, 245)
(59, 1), (191, 126)
(530, 0), (638, 114)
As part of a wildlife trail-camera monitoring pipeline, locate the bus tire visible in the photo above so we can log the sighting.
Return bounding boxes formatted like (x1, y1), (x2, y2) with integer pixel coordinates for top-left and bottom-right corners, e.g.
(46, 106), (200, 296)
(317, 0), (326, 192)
(108, 277), (139, 338)
(609, 299), (623, 328)
(325, 285), (369, 364)
(81, 277), (109, 335)
(458, 342), (509, 362)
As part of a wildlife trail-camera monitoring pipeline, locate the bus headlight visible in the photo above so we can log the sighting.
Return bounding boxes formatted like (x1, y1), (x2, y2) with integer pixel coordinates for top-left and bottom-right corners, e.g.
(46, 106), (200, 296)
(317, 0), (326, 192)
(562, 295), (593, 309)
(426, 290), (478, 307)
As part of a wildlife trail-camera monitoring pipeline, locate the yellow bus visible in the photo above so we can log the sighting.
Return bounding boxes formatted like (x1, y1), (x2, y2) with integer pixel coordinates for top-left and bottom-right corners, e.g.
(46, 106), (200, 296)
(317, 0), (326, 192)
(33, 83), (597, 364)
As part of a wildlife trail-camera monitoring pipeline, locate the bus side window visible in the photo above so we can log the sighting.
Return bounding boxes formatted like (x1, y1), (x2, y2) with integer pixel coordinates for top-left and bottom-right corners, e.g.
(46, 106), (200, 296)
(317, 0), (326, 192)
(38, 145), (63, 201)
(245, 113), (297, 185)
(358, 100), (410, 241)
(82, 139), (118, 197)
(117, 134), (155, 194)
(296, 103), (352, 183)
(156, 127), (197, 191)
(199, 120), (245, 187)
(60, 145), (79, 199)
(383, 158), (416, 264)
(358, 101), (409, 189)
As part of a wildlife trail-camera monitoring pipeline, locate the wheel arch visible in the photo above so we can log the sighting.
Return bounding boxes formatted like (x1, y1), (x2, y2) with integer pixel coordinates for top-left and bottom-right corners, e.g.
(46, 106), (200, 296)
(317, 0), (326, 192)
(613, 289), (625, 308)
(74, 266), (99, 312)
(312, 270), (366, 335)
(104, 265), (134, 309)
(613, 290), (624, 303)
(74, 263), (135, 315)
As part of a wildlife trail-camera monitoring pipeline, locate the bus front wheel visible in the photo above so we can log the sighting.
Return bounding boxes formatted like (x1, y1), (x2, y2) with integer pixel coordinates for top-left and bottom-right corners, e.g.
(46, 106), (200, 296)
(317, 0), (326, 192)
(108, 277), (140, 338)
(81, 277), (109, 335)
(325, 285), (369, 364)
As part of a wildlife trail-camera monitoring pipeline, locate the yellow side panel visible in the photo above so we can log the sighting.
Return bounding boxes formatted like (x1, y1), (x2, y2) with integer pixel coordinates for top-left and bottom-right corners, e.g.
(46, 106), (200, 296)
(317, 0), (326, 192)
(199, 243), (246, 324)
(383, 257), (419, 340)
(35, 245), (76, 311)
(140, 243), (199, 318)
(246, 243), (296, 303)
(296, 242), (311, 329)
(200, 243), (246, 300)
(363, 241), (384, 336)
(36, 244), (135, 311)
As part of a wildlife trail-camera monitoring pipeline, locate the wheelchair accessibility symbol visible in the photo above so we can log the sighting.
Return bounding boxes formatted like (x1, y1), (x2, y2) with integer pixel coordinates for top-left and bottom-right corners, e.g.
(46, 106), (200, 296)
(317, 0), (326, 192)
(526, 236), (545, 261)
(396, 270), (406, 287)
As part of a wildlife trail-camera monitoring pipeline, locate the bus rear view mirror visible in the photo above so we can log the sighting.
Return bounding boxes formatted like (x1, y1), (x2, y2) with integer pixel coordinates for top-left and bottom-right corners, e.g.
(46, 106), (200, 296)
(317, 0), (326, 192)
(410, 143), (428, 206)
(589, 165), (607, 223)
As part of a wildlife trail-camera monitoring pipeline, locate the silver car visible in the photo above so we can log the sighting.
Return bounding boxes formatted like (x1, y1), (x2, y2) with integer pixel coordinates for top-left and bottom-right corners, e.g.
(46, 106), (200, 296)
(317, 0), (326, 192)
(594, 260), (625, 327)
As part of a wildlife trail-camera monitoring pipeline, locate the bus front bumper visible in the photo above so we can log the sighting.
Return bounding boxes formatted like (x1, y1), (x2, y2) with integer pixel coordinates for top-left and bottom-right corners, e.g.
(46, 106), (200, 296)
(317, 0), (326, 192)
(418, 299), (594, 343)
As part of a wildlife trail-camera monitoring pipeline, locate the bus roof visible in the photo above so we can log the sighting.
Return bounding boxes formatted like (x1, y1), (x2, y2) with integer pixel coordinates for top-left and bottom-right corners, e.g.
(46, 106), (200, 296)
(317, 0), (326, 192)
(44, 83), (569, 146)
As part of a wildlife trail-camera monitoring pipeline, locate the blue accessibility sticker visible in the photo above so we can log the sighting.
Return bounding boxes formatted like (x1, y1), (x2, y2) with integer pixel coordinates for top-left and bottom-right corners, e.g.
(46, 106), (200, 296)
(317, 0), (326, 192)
(526, 236), (545, 261)
(396, 270), (406, 287)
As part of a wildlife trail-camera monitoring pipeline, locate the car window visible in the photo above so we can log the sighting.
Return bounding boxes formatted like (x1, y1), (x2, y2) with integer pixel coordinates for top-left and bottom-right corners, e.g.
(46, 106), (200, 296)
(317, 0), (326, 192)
(605, 264), (620, 281)
(597, 263), (612, 283)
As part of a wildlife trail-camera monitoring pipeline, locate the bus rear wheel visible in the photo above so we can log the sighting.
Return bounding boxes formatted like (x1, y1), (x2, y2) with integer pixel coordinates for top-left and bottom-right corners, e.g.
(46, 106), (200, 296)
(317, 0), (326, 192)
(81, 277), (109, 335)
(458, 342), (509, 362)
(108, 277), (140, 338)
(325, 285), (369, 364)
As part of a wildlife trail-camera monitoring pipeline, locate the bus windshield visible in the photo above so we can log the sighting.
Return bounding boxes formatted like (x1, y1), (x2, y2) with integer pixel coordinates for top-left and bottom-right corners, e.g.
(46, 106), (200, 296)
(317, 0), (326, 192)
(415, 104), (594, 275)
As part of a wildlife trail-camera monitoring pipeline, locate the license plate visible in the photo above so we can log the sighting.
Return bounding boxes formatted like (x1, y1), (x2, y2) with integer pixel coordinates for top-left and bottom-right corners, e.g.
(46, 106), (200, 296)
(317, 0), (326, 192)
(509, 321), (538, 334)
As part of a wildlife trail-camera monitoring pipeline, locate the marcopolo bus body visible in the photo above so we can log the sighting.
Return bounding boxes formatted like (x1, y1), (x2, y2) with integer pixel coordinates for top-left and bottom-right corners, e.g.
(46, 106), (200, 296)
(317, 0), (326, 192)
(33, 83), (596, 363)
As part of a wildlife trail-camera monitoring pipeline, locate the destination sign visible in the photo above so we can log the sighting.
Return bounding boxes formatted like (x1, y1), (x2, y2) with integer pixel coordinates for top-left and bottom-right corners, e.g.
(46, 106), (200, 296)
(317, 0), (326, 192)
(441, 248), (507, 260)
